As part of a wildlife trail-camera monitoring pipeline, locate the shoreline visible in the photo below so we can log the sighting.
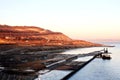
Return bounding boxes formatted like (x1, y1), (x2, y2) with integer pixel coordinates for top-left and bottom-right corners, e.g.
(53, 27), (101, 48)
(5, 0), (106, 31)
(0, 44), (110, 80)
(35, 50), (104, 80)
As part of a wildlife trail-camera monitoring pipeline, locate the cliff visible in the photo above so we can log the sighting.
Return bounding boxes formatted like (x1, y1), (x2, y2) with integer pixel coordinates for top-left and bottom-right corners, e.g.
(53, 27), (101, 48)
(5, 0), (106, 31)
(0, 24), (102, 47)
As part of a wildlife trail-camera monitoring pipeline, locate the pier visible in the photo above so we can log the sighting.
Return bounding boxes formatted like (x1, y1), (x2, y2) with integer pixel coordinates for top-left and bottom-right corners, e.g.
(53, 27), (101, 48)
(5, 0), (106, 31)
(35, 49), (108, 80)
(61, 49), (110, 80)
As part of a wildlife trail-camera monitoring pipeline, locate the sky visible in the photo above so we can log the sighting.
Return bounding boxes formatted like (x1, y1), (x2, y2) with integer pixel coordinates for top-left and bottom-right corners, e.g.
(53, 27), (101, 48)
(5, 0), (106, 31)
(0, 0), (120, 41)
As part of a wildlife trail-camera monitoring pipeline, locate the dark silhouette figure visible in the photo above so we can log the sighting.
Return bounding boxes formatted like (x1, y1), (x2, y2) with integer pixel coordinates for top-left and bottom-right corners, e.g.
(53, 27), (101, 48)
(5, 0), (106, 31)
(104, 48), (108, 53)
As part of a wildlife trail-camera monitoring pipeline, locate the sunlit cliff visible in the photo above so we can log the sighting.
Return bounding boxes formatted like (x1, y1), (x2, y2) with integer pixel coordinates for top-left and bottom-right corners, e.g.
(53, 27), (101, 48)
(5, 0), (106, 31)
(0, 24), (102, 47)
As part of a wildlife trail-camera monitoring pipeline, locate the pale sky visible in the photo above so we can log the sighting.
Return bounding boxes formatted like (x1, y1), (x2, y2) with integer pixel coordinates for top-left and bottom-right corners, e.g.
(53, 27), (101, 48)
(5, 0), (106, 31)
(0, 0), (120, 41)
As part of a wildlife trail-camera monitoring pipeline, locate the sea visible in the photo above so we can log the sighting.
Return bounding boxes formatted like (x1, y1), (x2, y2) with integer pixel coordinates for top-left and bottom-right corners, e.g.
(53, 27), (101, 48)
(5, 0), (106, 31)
(36, 42), (120, 80)
(69, 42), (120, 80)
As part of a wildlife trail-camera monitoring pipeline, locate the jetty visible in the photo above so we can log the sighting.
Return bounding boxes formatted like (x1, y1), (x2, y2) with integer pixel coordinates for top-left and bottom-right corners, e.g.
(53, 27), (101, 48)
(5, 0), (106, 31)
(34, 49), (111, 80)
(61, 48), (111, 80)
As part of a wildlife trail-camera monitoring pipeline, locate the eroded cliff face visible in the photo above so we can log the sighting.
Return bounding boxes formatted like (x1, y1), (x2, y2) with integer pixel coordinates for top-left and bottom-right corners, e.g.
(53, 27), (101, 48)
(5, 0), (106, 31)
(0, 25), (102, 47)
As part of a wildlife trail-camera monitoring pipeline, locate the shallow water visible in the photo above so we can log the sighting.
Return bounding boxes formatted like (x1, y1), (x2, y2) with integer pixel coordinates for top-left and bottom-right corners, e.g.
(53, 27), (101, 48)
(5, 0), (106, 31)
(61, 47), (104, 54)
(35, 70), (72, 80)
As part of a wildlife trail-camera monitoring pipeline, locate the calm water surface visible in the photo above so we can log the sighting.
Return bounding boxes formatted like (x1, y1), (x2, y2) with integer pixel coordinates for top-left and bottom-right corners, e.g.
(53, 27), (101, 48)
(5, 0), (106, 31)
(69, 42), (120, 80)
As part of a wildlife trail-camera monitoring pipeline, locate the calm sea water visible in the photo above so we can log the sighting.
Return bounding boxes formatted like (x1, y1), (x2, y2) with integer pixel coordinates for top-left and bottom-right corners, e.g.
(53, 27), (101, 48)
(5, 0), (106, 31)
(69, 42), (120, 80)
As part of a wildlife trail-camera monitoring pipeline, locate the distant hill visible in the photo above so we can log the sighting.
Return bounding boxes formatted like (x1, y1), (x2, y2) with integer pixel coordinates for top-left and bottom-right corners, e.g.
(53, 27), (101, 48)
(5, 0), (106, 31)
(0, 24), (102, 47)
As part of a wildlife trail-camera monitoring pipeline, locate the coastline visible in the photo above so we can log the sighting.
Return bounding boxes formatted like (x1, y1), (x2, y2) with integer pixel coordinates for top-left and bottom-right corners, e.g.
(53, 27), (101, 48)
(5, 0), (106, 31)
(0, 44), (111, 80)
(1, 43), (111, 79)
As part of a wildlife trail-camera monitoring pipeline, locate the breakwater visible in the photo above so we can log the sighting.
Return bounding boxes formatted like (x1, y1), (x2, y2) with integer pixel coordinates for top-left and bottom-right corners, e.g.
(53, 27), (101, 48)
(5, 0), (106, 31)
(61, 51), (103, 80)
(35, 49), (104, 80)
